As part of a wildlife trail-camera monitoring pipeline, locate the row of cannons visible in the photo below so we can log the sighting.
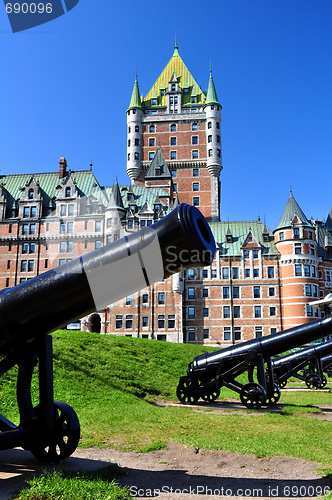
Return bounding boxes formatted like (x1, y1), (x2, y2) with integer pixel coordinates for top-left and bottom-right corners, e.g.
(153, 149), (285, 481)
(0, 203), (330, 464)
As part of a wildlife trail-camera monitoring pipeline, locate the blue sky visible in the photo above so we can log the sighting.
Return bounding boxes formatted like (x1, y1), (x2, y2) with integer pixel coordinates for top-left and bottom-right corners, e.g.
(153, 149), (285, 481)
(1, 0), (331, 230)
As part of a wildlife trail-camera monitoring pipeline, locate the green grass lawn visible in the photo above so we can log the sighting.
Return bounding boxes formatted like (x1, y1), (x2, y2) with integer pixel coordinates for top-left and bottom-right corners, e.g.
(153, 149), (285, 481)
(0, 331), (331, 499)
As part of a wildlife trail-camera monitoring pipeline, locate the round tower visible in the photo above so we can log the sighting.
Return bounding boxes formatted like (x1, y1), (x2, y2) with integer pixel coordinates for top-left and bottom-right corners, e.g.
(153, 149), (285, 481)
(204, 68), (222, 222)
(274, 191), (320, 329)
(126, 76), (143, 183)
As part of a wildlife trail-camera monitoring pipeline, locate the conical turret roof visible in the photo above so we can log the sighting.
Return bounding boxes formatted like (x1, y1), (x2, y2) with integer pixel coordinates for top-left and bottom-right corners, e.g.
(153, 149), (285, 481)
(326, 207), (332, 231)
(275, 190), (312, 230)
(205, 68), (220, 106)
(128, 75), (142, 111)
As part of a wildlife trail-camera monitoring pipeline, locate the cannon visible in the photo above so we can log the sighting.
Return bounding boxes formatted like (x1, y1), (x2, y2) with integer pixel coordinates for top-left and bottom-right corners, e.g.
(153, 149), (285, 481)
(177, 313), (332, 409)
(271, 339), (332, 390)
(322, 354), (332, 377)
(0, 203), (215, 462)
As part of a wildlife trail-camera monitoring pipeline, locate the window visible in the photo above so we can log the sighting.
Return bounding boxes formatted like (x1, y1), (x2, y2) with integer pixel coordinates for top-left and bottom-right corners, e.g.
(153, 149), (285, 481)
(95, 221), (102, 232)
(193, 168), (199, 177)
(28, 188), (34, 199)
(234, 306), (240, 318)
(23, 207), (29, 218)
(202, 269), (208, 278)
(243, 250), (249, 258)
(271, 328), (277, 335)
(60, 241), (67, 253)
(216, 122), (220, 129)
(310, 245), (315, 256)
(188, 328), (196, 341)
(67, 222), (73, 233)
(208, 121), (212, 129)
(149, 138), (155, 146)
(67, 241), (73, 252)
(59, 259), (66, 266)
(22, 242), (29, 254)
(192, 136), (198, 145)
(125, 315), (133, 328)
(269, 287), (275, 297)
(158, 292), (165, 305)
(306, 305), (313, 317)
(267, 267), (274, 278)
(142, 293), (149, 304)
(294, 243), (301, 254)
(65, 187), (71, 198)
(95, 240), (102, 249)
(149, 125), (155, 132)
(234, 327), (241, 340)
(193, 197), (199, 206)
(203, 308), (209, 317)
(142, 317), (149, 328)
(208, 135), (212, 143)
(223, 306), (230, 318)
(224, 327), (231, 341)
(61, 205), (67, 216)
(170, 151), (177, 160)
(293, 227), (300, 238)
(60, 222), (66, 233)
(28, 260), (34, 272)
(217, 135), (220, 143)
(135, 125), (139, 132)
(270, 307), (276, 316)
(188, 307), (195, 319)
(126, 295), (133, 305)
(313, 285), (318, 297)
(254, 306), (261, 318)
(170, 124), (176, 132)
(233, 287), (240, 299)
(245, 269), (250, 278)
(223, 287), (230, 299)
(158, 315), (165, 328)
(208, 149), (213, 157)
(222, 267), (229, 279)
(171, 170), (176, 178)
(168, 315), (175, 328)
(134, 152), (139, 160)
(188, 287), (195, 299)
(203, 288), (209, 297)
(295, 264), (302, 276)
(192, 123), (198, 131)
(253, 286), (260, 298)
(20, 260), (27, 272)
(193, 182), (199, 192)
(22, 224), (29, 235)
(255, 327), (263, 338)
(211, 269), (217, 278)
(203, 329), (209, 339)
(232, 268), (239, 279)
(171, 137), (176, 145)
(187, 268), (195, 279)
(304, 265), (310, 277)
(7, 260), (10, 270)
(192, 150), (198, 159)
(29, 243), (35, 253)
(279, 232), (284, 241)
(151, 98), (157, 105)
(253, 269), (259, 278)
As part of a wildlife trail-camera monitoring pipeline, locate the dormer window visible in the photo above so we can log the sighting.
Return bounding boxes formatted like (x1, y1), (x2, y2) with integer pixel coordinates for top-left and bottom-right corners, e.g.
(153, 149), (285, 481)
(226, 235), (233, 243)
(151, 98), (157, 105)
(28, 188), (34, 199)
(154, 204), (160, 211)
(191, 96), (197, 103)
(65, 187), (71, 198)
(171, 84), (176, 91)
(293, 227), (300, 238)
(160, 89), (165, 96)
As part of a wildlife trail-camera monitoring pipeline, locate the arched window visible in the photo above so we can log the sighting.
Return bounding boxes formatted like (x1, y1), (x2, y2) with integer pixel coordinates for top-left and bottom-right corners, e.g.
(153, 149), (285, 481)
(65, 187), (71, 198)
(28, 188), (34, 199)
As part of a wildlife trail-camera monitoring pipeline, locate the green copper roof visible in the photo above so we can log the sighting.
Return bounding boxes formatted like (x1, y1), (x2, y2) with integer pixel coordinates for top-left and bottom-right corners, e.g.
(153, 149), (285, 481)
(144, 46), (205, 108)
(210, 220), (277, 256)
(205, 69), (220, 106)
(128, 76), (142, 111)
(275, 191), (312, 230)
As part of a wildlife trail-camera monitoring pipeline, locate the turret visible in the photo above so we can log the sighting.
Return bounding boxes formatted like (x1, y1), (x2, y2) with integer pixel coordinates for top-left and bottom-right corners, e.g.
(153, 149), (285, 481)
(204, 67), (222, 221)
(126, 75), (144, 183)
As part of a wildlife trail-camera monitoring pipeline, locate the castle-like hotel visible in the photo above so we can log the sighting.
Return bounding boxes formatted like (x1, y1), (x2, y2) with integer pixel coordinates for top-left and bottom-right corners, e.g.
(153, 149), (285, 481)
(0, 44), (331, 344)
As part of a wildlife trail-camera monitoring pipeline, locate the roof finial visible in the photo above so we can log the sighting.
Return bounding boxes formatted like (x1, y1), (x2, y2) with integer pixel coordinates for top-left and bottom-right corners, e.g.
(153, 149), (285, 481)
(210, 58), (212, 76)
(290, 182), (292, 195)
(173, 29), (179, 55)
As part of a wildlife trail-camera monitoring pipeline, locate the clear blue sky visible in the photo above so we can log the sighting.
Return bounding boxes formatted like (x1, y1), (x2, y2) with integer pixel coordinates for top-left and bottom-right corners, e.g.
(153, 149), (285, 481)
(1, 0), (331, 230)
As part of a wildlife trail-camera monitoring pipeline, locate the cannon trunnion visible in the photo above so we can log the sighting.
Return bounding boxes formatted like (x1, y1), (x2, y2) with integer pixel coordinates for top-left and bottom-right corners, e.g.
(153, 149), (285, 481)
(0, 204), (216, 462)
(177, 314), (332, 409)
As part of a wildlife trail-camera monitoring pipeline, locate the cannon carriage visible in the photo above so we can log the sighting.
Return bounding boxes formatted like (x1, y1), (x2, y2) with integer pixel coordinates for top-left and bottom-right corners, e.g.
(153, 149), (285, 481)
(0, 203), (216, 462)
(177, 314), (332, 409)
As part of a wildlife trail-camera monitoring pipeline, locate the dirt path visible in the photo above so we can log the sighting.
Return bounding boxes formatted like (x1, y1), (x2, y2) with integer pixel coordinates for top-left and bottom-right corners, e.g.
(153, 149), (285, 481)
(0, 403), (331, 500)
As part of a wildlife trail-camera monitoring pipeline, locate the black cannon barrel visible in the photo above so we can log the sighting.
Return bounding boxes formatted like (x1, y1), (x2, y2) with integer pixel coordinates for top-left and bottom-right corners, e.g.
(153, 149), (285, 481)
(272, 339), (332, 369)
(189, 313), (332, 374)
(322, 354), (332, 369)
(0, 203), (215, 355)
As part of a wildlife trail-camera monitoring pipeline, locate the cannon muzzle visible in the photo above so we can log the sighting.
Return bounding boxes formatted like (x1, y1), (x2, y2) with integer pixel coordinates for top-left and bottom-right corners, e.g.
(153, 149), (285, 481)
(0, 203), (215, 355)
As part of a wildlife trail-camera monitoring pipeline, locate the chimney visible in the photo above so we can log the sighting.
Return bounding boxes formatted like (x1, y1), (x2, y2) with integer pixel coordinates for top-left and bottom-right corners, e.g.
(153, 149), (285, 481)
(59, 157), (67, 179)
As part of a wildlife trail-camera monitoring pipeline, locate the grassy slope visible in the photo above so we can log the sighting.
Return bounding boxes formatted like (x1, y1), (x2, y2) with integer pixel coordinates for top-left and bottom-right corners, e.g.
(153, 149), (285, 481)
(0, 331), (331, 466)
